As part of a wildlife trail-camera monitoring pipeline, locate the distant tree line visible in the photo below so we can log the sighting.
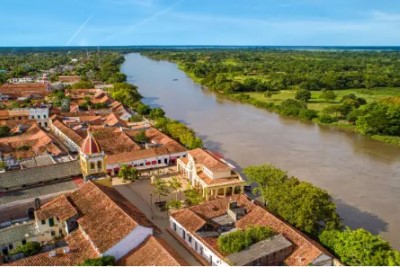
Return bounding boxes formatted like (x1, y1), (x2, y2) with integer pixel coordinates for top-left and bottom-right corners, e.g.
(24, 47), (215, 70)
(144, 50), (400, 93)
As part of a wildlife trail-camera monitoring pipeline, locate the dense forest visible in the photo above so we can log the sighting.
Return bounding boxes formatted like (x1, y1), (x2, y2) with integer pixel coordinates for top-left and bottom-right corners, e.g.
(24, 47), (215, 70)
(143, 50), (400, 145)
(0, 51), (127, 84)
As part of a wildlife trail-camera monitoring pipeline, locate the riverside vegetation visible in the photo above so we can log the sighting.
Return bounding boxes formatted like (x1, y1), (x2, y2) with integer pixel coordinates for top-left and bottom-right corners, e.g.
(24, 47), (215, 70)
(244, 164), (400, 266)
(143, 50), (400, 146)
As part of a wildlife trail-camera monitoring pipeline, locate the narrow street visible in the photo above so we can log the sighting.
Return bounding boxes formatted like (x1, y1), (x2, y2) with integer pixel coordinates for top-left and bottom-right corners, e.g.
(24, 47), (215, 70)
(113, 179), (201, 266)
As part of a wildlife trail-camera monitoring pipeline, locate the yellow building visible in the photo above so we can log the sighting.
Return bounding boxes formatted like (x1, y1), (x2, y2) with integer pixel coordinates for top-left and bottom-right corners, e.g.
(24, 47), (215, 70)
(79, 129), (107, 181)
(177, 148), (245, 200)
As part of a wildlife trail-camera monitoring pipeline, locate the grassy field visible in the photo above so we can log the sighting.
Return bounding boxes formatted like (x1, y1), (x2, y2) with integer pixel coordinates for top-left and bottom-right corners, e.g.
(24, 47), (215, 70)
(246, 88), (400, 114)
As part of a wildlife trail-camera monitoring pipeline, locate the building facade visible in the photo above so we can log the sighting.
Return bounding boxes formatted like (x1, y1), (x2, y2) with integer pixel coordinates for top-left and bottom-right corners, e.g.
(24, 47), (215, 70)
(177, 148), (245, 200)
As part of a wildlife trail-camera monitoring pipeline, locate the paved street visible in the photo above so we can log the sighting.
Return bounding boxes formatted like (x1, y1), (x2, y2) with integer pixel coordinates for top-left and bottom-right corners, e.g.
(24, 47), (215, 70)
(113, 178), (201, 266)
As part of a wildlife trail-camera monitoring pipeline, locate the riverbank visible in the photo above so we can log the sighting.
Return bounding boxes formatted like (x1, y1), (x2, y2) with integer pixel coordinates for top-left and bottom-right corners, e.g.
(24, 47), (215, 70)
(174, 61), (400, 147)
(121, 53), (400, 249)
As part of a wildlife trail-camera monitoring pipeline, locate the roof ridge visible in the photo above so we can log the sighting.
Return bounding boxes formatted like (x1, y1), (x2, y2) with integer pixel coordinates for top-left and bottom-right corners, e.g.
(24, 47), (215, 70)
(86, 181), (140, 228)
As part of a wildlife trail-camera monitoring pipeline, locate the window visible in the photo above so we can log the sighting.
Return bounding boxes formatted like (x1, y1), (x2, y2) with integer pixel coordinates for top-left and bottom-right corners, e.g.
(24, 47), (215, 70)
(97, 161), (102, 170)
(49, 217), (54, 226)
(44, 122), (48, 127)
(173, 222), (177, 231)
(43, 115), (47, 119)
(59, 229), (63, 235)
(51, 230), (56, 236)
(90, 162), (95, 171)
(158, 159), (161, 164)
(41, 220), (46, 225)
(37, 115), (41, 119)
(140, 163), (144, 166)
(195, 242), (198, 251)
(188, 235), (192, 243)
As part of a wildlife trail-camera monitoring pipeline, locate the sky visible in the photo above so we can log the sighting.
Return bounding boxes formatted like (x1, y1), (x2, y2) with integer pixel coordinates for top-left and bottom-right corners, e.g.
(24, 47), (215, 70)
(1, 0), (400, 46)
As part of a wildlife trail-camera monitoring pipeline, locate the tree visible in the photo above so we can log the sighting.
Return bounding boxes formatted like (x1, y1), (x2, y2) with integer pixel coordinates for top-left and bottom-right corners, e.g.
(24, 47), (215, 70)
(244, 164), (341, 236)
(295, 89), (311, 102)
(149, 107), (166, 120)
(136, 102), (151, 115)
(71, 80), (94, 89)
(319, 228), (400, 266)
(279, 99), (307, 117)
(167, 199), (182, 210)
(61, 98), (71, 112)
(80, 256), (115, 266)
(118, 165), (138, 182)
(0, 125), (10, 137)
(153, 178), (170, 202)
(14, 242), (42, 256)
(217, 226), (275, 254)
(169, 177), (182, 201)
(320, 89), (336, 102)
(184, 186), (203, 206)
(298, 109), (318, 121)
(134, 130), (149, 144)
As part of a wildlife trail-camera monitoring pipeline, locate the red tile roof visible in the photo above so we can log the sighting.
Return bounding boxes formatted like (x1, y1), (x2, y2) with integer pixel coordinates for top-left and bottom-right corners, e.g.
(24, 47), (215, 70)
(68, 181), (158, 253)
(189, 148), (231, 172)
(171, 195), (334, 266)
(8, 229), (100, 266)
(80, 130), (102, 154)
(35, 194), (77, 221)
(0, 123), (64, 159)
(58, 76), (81, 83)
(117, 236), (189, 266)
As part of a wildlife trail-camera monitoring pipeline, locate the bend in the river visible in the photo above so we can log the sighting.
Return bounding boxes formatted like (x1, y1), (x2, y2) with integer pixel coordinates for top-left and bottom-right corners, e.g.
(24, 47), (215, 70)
(122, 53), (400, 249)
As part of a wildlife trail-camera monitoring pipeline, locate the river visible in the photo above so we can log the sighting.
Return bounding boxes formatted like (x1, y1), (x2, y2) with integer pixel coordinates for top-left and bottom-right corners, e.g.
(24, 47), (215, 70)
(121, 53), (400, 249)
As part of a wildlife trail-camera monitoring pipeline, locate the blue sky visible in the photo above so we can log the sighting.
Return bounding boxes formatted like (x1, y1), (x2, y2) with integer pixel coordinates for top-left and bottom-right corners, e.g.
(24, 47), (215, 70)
(1, 0), (400, 46)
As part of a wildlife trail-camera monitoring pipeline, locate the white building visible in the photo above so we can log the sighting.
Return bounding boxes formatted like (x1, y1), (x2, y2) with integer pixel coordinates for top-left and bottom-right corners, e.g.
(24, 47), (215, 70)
(170, 195), (336, 266)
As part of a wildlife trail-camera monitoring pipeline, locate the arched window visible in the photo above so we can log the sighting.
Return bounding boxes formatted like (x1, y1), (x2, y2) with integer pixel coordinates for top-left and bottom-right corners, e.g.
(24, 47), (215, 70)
(90, 162), (95, 171)
(97, 161), (102, 170)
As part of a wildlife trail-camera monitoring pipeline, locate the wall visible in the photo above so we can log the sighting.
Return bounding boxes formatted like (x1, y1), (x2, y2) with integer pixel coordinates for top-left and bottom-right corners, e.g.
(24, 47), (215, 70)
(104, 225), (153, 261)
(106, 152), (187, 175)
(169, 217), (229, 266)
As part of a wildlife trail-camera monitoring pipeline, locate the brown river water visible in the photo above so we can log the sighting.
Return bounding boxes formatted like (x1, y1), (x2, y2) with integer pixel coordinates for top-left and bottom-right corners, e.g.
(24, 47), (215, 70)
(122, 53), (400, 249)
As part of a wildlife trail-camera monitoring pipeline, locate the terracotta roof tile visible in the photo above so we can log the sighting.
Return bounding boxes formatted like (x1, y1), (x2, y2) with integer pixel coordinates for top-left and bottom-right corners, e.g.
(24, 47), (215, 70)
(0, 123), (64, 159)
(173, 195), (333, 266)
(189, 148), (231, 172)
(117, 236), (188, 266)
(35, 194), (78, 221)
(68, 181), (158, 253)
(8, 229), (99, 266)
(51, 119), (84, 145)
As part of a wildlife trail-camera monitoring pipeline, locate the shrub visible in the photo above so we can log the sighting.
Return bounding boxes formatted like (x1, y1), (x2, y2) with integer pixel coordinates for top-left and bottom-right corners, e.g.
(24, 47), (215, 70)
(14, 242), (42, 256)
(298, 109), (318, 121)
(295, 89), (311, 102)
(319, 114), (337, 124)
(80, 256), (115, 266)
(279, 99), (307, 117)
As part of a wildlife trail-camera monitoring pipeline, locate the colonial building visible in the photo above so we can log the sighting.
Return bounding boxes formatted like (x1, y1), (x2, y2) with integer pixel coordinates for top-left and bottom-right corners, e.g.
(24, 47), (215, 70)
(79, 129), (107, 180)
(49, 114), (187, 175)
(170, 195), (336, 266)
(177, 148), (245, 200)
(4, 181), (187, 266)
(0, 122), (66, 169)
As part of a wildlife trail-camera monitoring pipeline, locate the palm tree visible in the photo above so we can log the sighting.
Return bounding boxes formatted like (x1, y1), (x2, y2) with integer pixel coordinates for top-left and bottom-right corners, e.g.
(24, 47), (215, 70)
(168, 177), (182, 201)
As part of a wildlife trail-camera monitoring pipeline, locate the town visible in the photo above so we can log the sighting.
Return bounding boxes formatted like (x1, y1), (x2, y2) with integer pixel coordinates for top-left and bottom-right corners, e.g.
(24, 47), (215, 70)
(0, 51), (345, 266)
